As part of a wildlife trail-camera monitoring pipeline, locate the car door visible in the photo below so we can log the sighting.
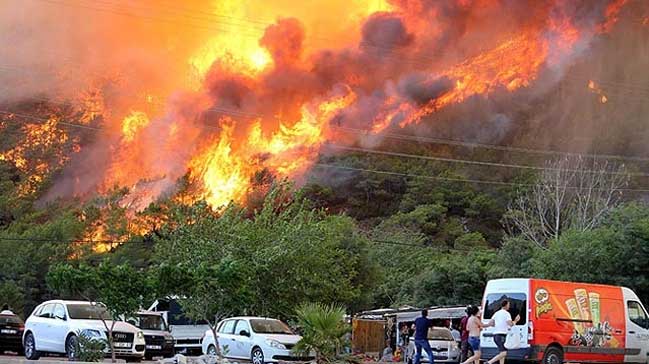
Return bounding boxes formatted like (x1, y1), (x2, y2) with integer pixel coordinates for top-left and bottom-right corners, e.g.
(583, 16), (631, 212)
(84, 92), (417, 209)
(233, 319), (253, 359)
(219, 319), (237, 358)
(625, 300), (649, 363)
(49, 304), (69, 353)
(35, 304), (55, 351)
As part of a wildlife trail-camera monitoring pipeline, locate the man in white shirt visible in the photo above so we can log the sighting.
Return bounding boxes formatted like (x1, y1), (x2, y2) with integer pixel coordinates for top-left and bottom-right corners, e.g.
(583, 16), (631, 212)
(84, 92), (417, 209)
(487, 300), (520, 364)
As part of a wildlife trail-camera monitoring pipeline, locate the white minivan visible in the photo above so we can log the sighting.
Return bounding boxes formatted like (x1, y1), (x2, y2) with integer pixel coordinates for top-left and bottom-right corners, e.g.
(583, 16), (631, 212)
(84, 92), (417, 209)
(23, 300), (146, 362)
(480, 278), (649, 364)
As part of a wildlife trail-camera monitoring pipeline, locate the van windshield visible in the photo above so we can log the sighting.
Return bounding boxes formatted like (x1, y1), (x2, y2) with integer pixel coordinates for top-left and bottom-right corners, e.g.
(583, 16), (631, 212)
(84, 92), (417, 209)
(483, 293), (527, 325)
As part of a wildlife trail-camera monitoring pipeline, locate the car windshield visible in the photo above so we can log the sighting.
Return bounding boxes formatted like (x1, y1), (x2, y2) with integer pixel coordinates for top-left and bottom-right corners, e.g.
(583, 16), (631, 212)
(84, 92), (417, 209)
(250, 319), (293, 334)
(67, 304), (112, 320)
(0, 315), (23, 325)
(137, 314), (167, 331)
(428, 328), (454, 341)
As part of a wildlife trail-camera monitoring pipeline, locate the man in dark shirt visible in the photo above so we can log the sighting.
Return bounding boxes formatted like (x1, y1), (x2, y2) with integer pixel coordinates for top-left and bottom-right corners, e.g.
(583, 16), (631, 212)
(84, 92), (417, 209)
(459, 307), (470, 363)
(414, 310), (435, 364)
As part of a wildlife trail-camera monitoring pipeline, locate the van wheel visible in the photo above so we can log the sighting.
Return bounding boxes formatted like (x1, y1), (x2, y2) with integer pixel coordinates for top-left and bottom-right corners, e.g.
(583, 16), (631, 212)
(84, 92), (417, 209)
(543, 346), (563, 364)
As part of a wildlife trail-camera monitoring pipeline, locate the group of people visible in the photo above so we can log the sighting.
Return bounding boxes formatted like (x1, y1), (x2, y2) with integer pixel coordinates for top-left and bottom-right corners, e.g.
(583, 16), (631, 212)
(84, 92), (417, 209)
(412, 300), (520, 364)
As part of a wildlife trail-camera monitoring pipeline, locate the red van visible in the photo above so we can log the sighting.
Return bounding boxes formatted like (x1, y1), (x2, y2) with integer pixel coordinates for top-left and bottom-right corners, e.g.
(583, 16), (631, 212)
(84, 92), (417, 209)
(479, 278), (649, 364)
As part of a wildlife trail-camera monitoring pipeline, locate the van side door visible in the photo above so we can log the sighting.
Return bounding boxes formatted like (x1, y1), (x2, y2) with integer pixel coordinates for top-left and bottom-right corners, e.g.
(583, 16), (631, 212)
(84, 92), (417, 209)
(625, 300), (649, 363)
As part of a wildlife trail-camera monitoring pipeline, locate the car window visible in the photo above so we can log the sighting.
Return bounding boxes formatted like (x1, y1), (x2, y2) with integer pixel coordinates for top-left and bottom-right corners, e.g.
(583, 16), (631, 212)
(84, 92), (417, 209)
(0, 315), (23, 325)
(53, 304), (66, 320)
(428, 328), (454, 341)
(39, 304), (54, 319)
(219, 320), (236, 334)
(235, 320), (251, 335)
(484, 293), (527, 325)
(628, 301), (649, 328)
(250, 319), (293, 334)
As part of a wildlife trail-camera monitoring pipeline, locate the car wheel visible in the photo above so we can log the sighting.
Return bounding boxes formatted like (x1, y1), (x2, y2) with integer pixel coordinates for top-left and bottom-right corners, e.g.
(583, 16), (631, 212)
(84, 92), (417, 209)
(66, 334), (78, 361)
(24, 332), (41, 360)
(251, 347), (264, 364)
(543, 346), (564, 364)
(207, 344), (217, 356)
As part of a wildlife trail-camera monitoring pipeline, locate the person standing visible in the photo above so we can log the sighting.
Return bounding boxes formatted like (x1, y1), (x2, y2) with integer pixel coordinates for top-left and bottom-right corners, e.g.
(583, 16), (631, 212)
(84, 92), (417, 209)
(413, 310), (435, 364)
(487, 300), (520, 364)
(461, 306), (493, 364)
(459, 307), (470, 363)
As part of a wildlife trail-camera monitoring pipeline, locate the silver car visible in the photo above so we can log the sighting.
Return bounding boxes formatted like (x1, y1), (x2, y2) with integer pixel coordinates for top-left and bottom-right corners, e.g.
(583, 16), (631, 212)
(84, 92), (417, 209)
(406, 327), (460, 364)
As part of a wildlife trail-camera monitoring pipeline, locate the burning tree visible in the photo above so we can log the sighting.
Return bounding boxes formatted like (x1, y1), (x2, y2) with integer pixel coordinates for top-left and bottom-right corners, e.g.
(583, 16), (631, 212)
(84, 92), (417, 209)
(47, 262), (154, 363)
(504, 156), (629, 248)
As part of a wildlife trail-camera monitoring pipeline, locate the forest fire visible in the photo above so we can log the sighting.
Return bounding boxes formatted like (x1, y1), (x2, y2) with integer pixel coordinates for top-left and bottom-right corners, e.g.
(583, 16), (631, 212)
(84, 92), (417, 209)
(0, 0), (637, 225)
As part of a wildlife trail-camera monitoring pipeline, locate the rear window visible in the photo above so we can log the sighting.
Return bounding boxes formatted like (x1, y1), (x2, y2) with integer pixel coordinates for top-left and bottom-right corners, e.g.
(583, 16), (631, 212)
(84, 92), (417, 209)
(0, 315), (23, 325)
(428, 328), (454, 341)
(484, 293), (527, 325)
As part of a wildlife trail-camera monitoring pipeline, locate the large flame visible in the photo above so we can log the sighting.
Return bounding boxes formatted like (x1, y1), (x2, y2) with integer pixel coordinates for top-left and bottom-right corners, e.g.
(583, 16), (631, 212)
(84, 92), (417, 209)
(0, 0), (636, 225)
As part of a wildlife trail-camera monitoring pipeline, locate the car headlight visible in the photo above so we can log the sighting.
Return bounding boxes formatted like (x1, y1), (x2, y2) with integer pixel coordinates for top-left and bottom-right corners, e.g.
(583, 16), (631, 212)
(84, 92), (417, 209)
(137, 331), (144, 339)
(265, 339), (286, 350)
(82, 329), (103, 338)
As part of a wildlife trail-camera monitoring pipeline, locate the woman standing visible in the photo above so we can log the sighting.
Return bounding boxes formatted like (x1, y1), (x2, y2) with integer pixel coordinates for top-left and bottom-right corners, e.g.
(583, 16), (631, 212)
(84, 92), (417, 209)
(461, 306), (492, 364)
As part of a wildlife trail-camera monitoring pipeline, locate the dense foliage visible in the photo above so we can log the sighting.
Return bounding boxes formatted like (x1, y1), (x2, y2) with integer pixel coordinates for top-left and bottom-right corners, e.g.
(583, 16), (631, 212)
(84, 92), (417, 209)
(3, 125), (649, 319)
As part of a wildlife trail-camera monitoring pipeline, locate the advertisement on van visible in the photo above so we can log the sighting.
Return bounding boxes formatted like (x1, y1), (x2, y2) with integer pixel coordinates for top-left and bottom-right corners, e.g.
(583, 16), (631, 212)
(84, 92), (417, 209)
(530, 279), (626, 353)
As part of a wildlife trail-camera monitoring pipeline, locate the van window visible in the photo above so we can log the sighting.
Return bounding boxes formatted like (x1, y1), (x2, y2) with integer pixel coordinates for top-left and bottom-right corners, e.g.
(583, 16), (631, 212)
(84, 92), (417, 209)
(484, 293), (527, 325)
(628, 301), (649, 329)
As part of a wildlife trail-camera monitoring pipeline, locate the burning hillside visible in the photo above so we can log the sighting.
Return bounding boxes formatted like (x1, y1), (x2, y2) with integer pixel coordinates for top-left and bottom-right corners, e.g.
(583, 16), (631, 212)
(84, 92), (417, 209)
(0, 0), (644, 216)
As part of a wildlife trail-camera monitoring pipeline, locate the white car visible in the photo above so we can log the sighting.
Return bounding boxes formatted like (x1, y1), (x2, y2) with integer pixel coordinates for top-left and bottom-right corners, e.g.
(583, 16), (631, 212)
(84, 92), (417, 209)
(406, 327), (460, 364)
(201, 317), (312, 364)
(23, 300), (146, 362)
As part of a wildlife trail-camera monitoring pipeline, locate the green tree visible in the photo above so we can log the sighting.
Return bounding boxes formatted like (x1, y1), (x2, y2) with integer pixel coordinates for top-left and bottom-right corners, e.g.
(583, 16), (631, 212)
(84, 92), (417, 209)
(532, 203), (649, 302)
(0, 280), (24, 316)
(155, 261), (252, 358)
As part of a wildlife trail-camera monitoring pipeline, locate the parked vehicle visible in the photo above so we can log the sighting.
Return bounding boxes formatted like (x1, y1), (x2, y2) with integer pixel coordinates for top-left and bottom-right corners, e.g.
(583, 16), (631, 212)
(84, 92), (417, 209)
(201, 316), (313, 364)
(480, 278), (649, 364)
(0, 312), (24, 354)
(127, 311), (175, 360)
(148, 298), (208, 355)
(405, 327), (460, 364)
(23, 300), (145, 362)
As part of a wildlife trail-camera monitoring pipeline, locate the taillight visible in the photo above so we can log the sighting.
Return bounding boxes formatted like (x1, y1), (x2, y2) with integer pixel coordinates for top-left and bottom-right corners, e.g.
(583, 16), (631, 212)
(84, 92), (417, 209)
(527, 321), (534, 341)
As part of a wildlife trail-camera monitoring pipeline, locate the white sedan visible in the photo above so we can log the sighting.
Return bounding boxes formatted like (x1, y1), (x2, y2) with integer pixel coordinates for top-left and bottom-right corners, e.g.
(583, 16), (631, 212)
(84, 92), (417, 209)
(406, 327), (460, 364)
(23, 300), (145, 362)
(201, 317), (312, 364)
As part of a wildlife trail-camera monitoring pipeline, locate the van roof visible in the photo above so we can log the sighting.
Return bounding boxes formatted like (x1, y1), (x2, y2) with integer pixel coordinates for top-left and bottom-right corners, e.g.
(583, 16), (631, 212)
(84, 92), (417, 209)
(489, 278), (629, 290)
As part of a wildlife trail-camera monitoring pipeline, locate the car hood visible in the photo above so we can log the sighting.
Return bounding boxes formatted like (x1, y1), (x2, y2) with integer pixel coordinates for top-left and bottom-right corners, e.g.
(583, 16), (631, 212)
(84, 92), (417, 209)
(258, 333), (302, 344)
(73, 320), (139, 333)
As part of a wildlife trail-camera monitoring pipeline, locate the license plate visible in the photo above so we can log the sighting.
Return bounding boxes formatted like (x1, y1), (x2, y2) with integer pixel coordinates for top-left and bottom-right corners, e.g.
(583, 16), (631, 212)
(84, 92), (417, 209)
(146, 345), (162, 350)
(1, 329), (17, 334)
(114, 342), (131, 348)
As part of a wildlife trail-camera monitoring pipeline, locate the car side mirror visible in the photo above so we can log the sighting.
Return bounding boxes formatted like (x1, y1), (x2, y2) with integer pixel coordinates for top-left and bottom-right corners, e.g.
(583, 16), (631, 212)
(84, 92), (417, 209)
(239, 330), (250, 337)
(56, 315), (66, 321)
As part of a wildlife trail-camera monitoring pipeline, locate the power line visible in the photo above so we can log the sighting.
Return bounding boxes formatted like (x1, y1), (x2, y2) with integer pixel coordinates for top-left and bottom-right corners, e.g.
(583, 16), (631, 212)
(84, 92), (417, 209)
(313, 163), (649, 192)
(331, 126), (649, 163)
(323, 144), (649, 177)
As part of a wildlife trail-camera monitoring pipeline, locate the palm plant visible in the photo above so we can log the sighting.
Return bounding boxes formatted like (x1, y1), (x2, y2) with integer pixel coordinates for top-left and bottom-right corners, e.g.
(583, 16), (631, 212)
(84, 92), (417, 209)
(293, 303), (350, 364)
